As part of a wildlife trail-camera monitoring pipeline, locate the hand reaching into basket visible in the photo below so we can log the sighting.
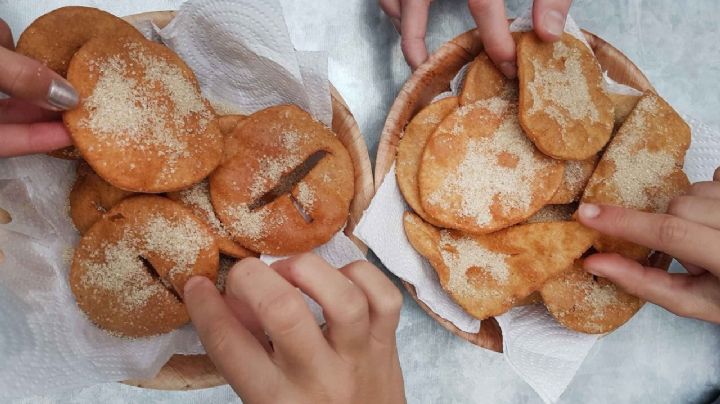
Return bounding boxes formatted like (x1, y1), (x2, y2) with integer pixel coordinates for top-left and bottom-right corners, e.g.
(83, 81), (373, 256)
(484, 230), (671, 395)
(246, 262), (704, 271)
(380, 0), (573, 74)
(184, 254), (406, 403)
(0, 18), (77, 158)
(578, 167), (720, 324)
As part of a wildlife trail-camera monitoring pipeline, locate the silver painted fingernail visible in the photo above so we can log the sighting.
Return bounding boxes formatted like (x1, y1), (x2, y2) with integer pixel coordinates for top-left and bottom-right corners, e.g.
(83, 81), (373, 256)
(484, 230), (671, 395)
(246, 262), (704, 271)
(47, 79), (79, 110)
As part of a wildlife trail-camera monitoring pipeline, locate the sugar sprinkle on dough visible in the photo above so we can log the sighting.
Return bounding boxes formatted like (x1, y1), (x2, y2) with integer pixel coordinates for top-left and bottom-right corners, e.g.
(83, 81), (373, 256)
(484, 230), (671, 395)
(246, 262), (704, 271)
(440, 232), (510, 297)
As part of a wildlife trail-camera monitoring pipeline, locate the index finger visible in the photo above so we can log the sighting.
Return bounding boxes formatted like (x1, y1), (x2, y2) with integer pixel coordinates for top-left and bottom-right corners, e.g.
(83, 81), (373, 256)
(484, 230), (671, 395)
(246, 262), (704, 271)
(578, 203), (720, 274)
(184, 276), (279, 397)
(400, 0), (431, 70)
(467, 0), (516, 78)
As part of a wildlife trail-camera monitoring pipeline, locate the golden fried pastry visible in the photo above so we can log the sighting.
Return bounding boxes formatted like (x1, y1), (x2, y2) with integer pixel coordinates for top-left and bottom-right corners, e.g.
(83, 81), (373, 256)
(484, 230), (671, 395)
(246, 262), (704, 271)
(609, 92), (641, 127)
(517, 32), (614, 160)
(217, 114), (247, 136)
(525, 204), (575, 223)
(459, 53), (516, 105)
(419, 105), (564, 234)
(16, 6), (145, 77)
(582, 92), (691, 260)
(70, 195), (219, 337)
(167, 180), (255, 259)
(64, 36), (223, 193)
(211, 105), (354, 255)
(396, 97), (458, 226)
(69, 163), (135, 234)
(548, 155), (600, 204)
(403, 212), (596, 320)
(541, 260), (643, 334)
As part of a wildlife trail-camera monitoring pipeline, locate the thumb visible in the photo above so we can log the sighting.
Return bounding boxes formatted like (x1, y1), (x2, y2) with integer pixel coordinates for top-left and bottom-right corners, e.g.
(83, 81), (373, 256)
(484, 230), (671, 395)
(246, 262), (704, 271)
(532, 0), (573, 41)
(584, 253), (720, 322)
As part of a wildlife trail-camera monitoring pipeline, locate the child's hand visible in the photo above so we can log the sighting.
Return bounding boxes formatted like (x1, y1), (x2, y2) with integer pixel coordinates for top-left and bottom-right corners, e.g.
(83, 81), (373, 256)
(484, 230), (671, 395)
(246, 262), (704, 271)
(184, 254), (406, 404)
(577, 167), (720, 324)
(379, 0), (573, 74)
(0, 18), (77, 157)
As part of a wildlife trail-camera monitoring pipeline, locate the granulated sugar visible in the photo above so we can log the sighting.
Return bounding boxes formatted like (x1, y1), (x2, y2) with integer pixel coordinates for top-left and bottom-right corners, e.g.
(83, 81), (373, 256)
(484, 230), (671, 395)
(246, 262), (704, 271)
(225, 204), (270, 241)
(296, 182), (316, 210)
(439, 231), (510, 299)
(79, 42), (212, 175)
(80, 238), (165, 310)
(250, 154), (302, 198)
(143, 214), (213, 278)
(603, 96), (675, 210)
(428, 112), (554, 226)
(178, 180), (230, 237)
(527, 41), (599, 130)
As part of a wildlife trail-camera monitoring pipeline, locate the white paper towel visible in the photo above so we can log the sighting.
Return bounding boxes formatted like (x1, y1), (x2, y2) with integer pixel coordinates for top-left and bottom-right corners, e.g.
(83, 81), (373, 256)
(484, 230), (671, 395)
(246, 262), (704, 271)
(0, 0), (364, 399)
(354, 9), (719, 404)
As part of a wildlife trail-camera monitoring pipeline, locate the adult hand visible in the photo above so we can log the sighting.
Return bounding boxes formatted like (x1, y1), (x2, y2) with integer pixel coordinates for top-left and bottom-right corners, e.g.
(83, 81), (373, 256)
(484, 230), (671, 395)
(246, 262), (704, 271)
(0, 18), (77, 157)
(184, 254), (406, 404)
(379, 0), (573, 75)
(577, 167), (720, 324)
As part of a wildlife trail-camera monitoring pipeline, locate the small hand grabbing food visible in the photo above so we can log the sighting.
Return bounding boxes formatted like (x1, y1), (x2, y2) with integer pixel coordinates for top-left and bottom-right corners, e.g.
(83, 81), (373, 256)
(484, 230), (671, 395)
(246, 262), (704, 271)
(396, 96), (458, 226)
(69, 163), (135, 234)
(582, 91), (691, 260)
(403, 212), (596, 319)
(211, 105), (355, 255)
(70, 196), (219, 337)
(517, 32), (614, 160)
(64, 36), (223, 193)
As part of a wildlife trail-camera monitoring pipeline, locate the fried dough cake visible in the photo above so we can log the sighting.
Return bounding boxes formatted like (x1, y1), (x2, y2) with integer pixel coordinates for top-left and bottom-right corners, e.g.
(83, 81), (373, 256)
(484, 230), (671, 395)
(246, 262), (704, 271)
(541, 260), (643, 334)
(16, 6), (145, 77)
(211, 105), (354, 255)
(70, 195), (219, 337)
(64, 36), (223, 193)
(609, 92), (641, 127)
(403, 212), (596, 320)
(419, 105), (564, 234)
(396, 96), (458, 226)
(517, 32), (614, 160)
(548, 155), (600, 204)
(459, 53), (516, 105)
(217, 114), (247, 137)
(69, 163), (135, 234)
(582, 92), (691, 260)
(167, 180), (255, 259)
(525, 203), (575, 223)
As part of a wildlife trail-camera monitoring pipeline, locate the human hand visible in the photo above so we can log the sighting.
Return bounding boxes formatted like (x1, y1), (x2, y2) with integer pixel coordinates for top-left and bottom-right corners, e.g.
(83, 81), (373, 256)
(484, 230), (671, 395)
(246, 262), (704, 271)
(379, 0), (573, 75)
(0, 18), (77, 158)
(577, 167), (720, 324)
(184, 254), (406, 404)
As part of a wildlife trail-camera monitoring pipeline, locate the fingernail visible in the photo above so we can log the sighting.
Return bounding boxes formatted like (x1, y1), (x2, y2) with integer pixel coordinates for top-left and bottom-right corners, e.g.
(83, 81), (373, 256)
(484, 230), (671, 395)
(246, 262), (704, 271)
(578, 203), (601, 219)
(499, 62), (517, 79)
(583, 261), (606, 276)
(184, 276), (207, 295)
(47, 79), (79, 110)
(542, 10), (566, 37)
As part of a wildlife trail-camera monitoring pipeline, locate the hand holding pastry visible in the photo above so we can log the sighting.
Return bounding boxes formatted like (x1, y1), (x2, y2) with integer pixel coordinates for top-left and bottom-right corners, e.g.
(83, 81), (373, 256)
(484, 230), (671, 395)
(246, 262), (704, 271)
(0, 18), (77, 157)
(577, 168), (720, 324)
(379, 0), (573, 74)
(184, 254), (406, 404)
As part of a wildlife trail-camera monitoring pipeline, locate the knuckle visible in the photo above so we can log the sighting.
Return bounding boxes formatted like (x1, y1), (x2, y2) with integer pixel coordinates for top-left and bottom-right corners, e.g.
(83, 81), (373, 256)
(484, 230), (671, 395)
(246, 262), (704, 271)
(377, 285), (404, 317)
(260, 289), (306, 333)
(337, 285), (368, 323)
(658, 216), (688, 247)
(203, 322), (233, 356)
(9, 61), (35, 95)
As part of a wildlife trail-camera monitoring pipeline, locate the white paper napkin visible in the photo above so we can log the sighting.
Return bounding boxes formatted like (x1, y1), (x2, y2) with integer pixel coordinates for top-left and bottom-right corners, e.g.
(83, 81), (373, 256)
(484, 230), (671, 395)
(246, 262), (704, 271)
(0, 0), (364, 399)
(354, 9), (719, 404)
